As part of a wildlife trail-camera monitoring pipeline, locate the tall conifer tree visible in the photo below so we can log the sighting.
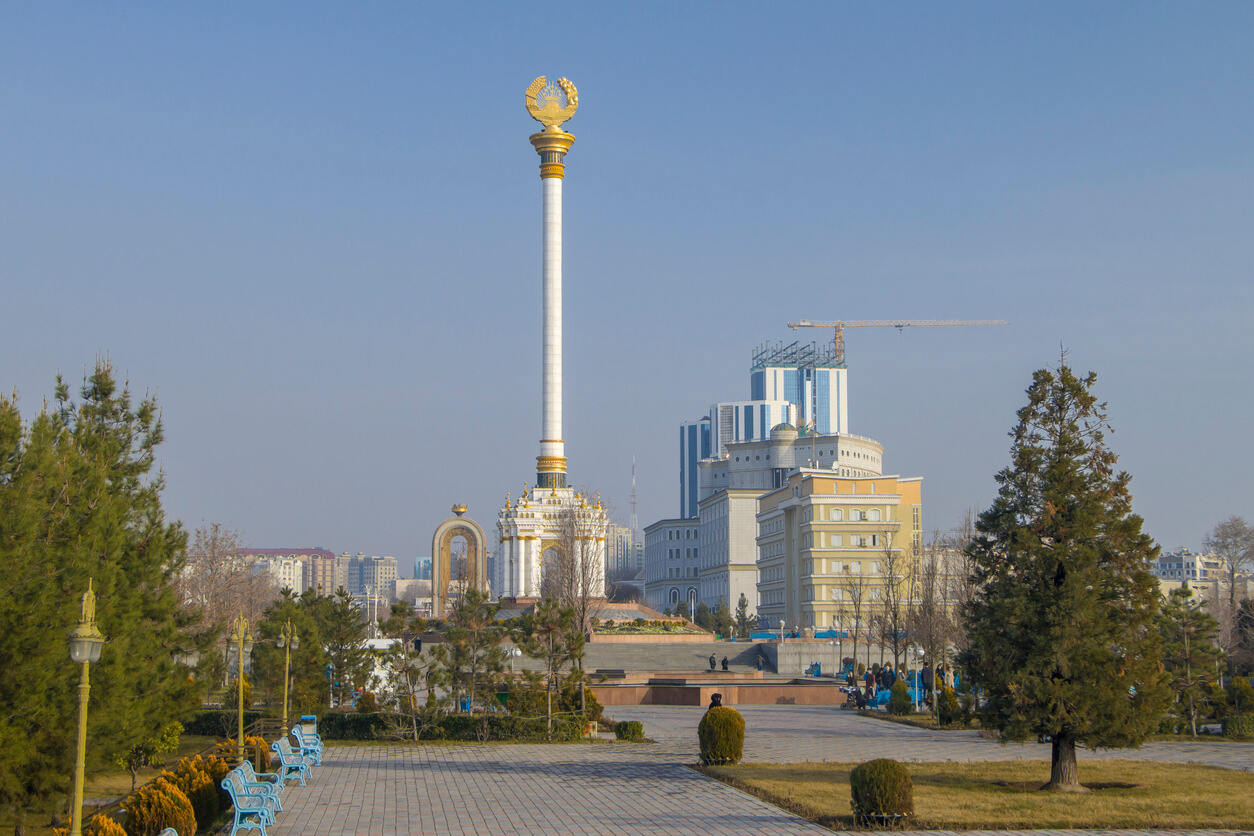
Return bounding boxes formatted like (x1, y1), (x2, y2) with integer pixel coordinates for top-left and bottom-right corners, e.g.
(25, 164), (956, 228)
(0, 362), (210, 827)
(961, 361), (1168, 790)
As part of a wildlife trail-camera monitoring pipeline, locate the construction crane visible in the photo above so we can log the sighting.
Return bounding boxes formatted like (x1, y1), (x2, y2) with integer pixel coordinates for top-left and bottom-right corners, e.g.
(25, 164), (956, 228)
(787, 319), (1008, 366)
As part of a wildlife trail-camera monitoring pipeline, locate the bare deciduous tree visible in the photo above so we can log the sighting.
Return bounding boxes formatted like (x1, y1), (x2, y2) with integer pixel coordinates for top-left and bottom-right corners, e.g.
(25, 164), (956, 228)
(876, 530), (914, 671)
(909, 530), (961, 714)
(174, 523), (276, 627)
(540, 493), (607, 637)
(1204, 516), (1254, 655)
(838, 562), (872, 671)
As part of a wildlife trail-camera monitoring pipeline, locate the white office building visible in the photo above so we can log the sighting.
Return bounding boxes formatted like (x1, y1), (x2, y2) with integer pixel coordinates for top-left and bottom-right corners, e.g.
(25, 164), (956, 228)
(643, 519), (702, 613)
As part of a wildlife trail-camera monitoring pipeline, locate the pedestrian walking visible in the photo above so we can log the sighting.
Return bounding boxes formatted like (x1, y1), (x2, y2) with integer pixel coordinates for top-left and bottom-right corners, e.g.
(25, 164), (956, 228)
(708, 653), (716, 670)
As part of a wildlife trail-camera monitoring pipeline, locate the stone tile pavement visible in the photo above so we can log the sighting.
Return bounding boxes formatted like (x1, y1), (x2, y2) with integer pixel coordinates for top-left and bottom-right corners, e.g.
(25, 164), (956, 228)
(266, 742), (833, 836)
(263, 705), (1254, 835)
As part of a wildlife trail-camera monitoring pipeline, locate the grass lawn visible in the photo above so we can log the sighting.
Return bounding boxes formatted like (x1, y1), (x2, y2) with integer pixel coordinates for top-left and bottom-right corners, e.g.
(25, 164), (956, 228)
(700, 759), (1254, 830)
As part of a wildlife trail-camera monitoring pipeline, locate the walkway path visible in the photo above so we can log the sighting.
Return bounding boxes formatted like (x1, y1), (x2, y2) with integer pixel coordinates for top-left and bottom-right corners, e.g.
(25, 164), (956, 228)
(609, 704), (1254, 771)
(263, 706), (1254, 835)
(266, 742), (832, 836)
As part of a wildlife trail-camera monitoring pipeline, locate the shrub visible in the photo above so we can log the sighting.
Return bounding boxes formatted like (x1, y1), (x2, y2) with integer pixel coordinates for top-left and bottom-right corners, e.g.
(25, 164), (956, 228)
(182, 709), (264, 737)
(84, 814), (128, 836)
(937, 686), (962, 726)
(564, 681), (606, 726)
(697, 705), (744, 765)
(1156, 715), (1179, 735)
(318, 712), (390, 740)
(857, 663), (865, 676)
(420, 713), (583, 742)
(52, 813), (128, 836)
(217, 736), (271, 772)
(1223, 715), (1254, 738)
(849, 758), (914, 824)
(1227, 677), (1254, 714)
(887, 680), (912, 716)
(124, 777), (197, 836)
(162, 755), (221, 832)
(200, 754), (232, 811)
(505, 683), (548, 717)
(357, 691), (379, 713)
(614, 720), (645, 742)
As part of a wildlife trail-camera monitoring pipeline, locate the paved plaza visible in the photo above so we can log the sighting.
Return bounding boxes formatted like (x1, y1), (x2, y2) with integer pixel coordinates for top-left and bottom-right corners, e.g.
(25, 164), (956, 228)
(267, 706), (1254, 836)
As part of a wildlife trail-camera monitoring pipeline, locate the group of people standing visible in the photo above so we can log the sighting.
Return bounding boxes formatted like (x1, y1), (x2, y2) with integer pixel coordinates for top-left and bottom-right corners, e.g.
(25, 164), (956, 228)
(845, 662), (898, 697)
(842, 661), (954, 709)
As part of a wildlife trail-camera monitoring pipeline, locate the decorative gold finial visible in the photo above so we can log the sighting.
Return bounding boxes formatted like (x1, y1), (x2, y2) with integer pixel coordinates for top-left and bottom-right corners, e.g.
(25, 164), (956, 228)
(80, 578), (96, 623)
(525, 76), (579, 130)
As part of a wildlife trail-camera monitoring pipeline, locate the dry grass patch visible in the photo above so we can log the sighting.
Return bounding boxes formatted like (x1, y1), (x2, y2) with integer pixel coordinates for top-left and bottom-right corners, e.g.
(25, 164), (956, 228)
(700, 759), (1254, 830)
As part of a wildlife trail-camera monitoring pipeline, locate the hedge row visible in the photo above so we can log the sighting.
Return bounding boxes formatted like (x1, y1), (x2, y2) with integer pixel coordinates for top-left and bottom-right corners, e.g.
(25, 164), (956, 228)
(182, 710), (266, 737)
(316, 711), (584, 742)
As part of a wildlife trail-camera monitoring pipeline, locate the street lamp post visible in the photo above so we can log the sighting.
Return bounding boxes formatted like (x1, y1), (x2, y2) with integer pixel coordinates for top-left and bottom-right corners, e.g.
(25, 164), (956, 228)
(68, 579), (105, 836)
(510, 646), (522, 675)
(276, 619), (299, 727)
(779, 619), (785, 643)
(228, 615), (254, 762)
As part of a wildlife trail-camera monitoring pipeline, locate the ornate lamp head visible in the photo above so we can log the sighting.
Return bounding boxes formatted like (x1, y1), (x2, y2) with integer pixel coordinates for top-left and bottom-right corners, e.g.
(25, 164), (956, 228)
(68, 580), (105, 664)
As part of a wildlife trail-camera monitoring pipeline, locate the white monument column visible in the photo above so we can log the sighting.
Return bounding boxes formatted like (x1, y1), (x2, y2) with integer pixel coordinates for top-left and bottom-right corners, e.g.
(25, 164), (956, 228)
(526, 76), (578, 490)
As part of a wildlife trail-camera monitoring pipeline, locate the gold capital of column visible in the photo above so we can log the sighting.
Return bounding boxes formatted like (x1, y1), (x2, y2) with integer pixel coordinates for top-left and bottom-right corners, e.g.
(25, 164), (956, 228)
(530, 129), (575, 179)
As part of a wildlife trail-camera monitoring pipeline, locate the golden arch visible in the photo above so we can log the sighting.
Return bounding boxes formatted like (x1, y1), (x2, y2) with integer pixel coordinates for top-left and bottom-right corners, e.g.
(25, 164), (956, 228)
(430, 506), (488, 617)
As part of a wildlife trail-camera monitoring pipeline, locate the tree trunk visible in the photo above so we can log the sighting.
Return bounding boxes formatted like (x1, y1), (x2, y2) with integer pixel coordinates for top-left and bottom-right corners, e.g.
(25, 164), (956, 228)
(1045, 733), (1088, 792)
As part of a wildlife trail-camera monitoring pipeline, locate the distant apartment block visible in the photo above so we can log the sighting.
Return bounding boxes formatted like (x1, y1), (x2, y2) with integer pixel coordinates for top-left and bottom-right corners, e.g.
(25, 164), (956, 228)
(755, 470), (922, 634)
(239, 548), (336, 595)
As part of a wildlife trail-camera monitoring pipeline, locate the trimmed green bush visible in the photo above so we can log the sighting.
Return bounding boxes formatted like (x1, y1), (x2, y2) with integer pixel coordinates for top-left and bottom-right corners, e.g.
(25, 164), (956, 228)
(124, 777), (197, 836)
(1157, 716), (1179, 735)
(698, 705), (745, 765)
(614, 720), (645, 742)
(1222, 715), (1254, 738)
(850, 758), (913, 824)
(887, 680), (912, 715)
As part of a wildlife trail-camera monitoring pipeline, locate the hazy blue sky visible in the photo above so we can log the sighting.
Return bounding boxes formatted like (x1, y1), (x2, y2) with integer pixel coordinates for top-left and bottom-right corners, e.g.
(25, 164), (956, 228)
(3, 3), (1250, 571)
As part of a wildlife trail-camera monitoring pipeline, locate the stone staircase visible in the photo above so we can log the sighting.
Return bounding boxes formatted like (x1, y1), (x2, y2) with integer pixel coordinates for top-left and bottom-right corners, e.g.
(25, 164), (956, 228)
(507, 641), (770, 674)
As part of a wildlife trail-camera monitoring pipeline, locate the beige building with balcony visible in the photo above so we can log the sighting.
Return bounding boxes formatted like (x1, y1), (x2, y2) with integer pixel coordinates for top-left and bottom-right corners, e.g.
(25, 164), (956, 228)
(755, 470), (922, 636)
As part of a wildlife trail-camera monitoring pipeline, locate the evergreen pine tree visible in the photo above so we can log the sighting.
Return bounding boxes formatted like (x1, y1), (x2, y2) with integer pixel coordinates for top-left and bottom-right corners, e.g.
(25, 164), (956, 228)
(517, 598), (584, 736)
(1156, 585), (1223, 737)
(0, 362), (210, 827)
(734, 593), (752, 639)
(961, 361), (1168, 791)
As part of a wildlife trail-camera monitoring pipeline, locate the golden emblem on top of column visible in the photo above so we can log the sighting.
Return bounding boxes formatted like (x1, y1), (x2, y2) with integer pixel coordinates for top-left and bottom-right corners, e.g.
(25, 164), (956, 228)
(525, 76), (579, 130)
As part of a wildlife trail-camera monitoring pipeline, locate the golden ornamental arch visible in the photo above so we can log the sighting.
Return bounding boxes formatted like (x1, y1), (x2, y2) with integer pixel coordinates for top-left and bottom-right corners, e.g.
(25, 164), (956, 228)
(430, 504), (488, 617)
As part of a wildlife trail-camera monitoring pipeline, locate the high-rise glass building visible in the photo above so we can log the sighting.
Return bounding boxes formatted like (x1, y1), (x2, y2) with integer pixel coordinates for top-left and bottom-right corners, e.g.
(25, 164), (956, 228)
(750, 341), (847, 435)
(678, 340), (847, 518)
